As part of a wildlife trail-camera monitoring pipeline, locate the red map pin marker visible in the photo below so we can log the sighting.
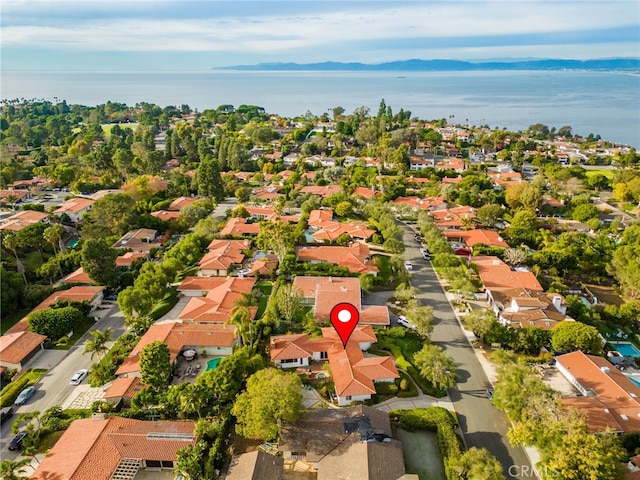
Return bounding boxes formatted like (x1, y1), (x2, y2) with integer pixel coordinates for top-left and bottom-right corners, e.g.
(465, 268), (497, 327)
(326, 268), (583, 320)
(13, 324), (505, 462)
(330, 302), (360, 348)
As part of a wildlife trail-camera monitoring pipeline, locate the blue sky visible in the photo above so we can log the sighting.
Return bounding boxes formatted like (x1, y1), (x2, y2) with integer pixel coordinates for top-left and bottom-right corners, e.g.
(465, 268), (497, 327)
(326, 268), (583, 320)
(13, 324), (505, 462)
(2, 0), (639, 71)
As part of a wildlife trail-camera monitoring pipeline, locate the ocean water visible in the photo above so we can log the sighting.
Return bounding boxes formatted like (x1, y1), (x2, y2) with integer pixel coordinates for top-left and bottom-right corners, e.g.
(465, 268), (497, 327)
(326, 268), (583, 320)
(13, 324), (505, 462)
(1, 70), (638, 147)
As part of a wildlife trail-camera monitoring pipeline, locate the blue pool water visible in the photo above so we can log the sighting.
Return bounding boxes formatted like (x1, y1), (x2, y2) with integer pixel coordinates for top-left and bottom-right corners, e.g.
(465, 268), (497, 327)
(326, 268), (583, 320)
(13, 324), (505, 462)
(206, 357), (222, 371)
(629, 377), (640, 388)
(611, 342), (640, 358)
(66, 238), (79, 248)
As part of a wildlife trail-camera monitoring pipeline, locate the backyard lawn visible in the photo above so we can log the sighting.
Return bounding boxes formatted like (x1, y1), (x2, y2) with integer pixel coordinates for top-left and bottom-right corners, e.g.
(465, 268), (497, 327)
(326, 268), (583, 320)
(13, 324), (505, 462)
(397, 428), (445, 480)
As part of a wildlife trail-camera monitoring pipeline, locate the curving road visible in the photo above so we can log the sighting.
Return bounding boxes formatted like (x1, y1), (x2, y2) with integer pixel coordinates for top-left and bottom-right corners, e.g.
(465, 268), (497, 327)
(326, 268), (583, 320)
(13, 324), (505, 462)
(401, 224), (533, 479)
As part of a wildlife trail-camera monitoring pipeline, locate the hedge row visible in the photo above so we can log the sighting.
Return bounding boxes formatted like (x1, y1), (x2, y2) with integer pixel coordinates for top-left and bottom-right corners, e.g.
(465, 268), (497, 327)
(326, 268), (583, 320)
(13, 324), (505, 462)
(0, 369), (46, 408)
(390, 407), (462, 480)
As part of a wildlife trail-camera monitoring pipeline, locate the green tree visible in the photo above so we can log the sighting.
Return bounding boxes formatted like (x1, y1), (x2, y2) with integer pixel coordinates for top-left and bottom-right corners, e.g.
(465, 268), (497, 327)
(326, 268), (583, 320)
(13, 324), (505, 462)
(256, 220), (295, 264)
(83, 327), (114, 361)
(550, 321), (602, 355)
(81, 238), (119, 288)
(503, 209), (538, 246)
(609, 244), (640, 299)
(571, 203), (599, 223)
(27, 306), (82, 339)
(0, 458), (31, 480)
(2, 231), (28, 285)
(405, 303), (434, 337)
(275, 283), (304, 327)
(476, 204), (503, 228)
(43, 223), (65, 276)
(139, 340), (172, 392)
(231, 368), (303, 441)
(197, 157), (225, 201)
(413, 344), (457, 391)
(448, 447), (505, 480)
(463, 309), (499, 342)
(82, 193), (137, 238)
(174, 441), (206, 480)
(334, 201), (354, 217)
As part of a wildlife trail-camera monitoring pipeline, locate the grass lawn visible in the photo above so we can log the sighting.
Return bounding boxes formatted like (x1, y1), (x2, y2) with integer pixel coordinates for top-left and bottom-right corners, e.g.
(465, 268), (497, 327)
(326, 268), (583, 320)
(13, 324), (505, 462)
(36, 430), (65, 453)
(255, 281), (273, 319)
(397, 428), (446, 480)
(1, 309), (30, 335)
(22, 251), (52, 273)
(584, 169), (615, 179)
(149, 286), (179, 320)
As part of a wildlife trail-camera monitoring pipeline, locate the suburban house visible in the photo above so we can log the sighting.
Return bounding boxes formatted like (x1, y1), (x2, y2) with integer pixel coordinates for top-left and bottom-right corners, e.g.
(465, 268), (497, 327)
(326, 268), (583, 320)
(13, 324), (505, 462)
(61, 267), (93, 285)
(299, 185), (343, 198)
(292, 276), (389, 326)
(177, 277), (257, 323)
(409, 156), (435, 170)
(112, 228), (160, 253)
(6, 285), (106, 334)
(198, 239), (251, 276)
(278, 406), (410, 479)
(296, 243), (378, 276)
(150, 209), (181, 221)
(0, 210), (49, 232)
(248, 254), (279, 277)
(226, 450), (284, 480)
(429, 206), (475, 229)
(115, 251), (147, 267)
(102, 376), (143, 409)
(443, 229), (509, 249)
(53, 197), (94, 223)
(0, 189), (30, 206)
(435, 157), (465, 172)
(29, 417), (197, 479)
(220, 217), (261, 237)
(115, 321), (237, 377)
(271, 327), (399, 406)
(310, 222), (376, 243)
(308, 209), (335, 229)
(556, 351), (640, 433)
(486, 288), (571, 330)
(353, 187), (381, 199)
(168, 196), (197, 211)
(392, 196), (447, 212)
(472, 256), (543, 292)
(0, 330), (47, 372)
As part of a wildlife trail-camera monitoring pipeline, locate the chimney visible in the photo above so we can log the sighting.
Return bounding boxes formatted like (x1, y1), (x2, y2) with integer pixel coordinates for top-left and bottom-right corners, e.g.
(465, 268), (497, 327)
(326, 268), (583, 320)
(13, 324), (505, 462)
(600, 366), (610, 374)
(552, 296), (562, 311)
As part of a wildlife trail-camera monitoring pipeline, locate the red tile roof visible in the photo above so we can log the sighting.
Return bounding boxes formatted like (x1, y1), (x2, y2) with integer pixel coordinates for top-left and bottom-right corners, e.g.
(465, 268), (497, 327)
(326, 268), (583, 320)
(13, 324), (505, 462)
(177, 277), (257, 323)
(443, 229), (509, 248)
(472, 256), (543, 291)
(115, 252), (147, 267)
(220, 218), (261, 236)
(296, 243), (378, 275)
(0, 210), (49, 232)
(199, 239), (250, 272)
(308, 209), (334, 227)
(168, 196), (197, 211)
(557, 351), (640, 433)
(299, 185), (343, 198)
(0, 330), (46, 364)
(30, 417), (196, 480)
(53, 197), (94, 214)
(310, 222), (376, 242)
(102, 376), (143, 399)
(150, 210), (181, 220)
(115, 321), (237, 375)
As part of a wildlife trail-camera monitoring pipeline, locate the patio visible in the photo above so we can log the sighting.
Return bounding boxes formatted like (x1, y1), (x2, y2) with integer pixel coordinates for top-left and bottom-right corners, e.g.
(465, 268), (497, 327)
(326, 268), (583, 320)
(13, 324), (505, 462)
(172, 351), (204, 384)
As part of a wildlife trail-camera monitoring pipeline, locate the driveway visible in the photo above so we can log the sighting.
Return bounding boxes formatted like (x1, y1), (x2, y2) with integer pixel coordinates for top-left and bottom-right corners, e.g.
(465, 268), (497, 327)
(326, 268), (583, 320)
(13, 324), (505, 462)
(399, 224), (532, 479)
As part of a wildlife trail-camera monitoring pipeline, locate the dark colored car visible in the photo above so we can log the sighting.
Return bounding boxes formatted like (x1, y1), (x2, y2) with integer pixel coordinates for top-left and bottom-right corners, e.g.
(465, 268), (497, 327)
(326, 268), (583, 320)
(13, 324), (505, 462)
(8, 431), (28, 451)
(0, 406), (14, 424)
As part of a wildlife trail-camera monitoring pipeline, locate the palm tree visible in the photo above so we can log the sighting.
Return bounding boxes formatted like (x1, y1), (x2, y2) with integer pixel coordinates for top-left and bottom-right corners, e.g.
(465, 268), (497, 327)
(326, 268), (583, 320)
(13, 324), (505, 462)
(43, 224), (64, 276)
(0, 458), (31, 480)
(2, 231), (27, 286)
(230, 292), (257, 347)
(83, 327), (114, 361)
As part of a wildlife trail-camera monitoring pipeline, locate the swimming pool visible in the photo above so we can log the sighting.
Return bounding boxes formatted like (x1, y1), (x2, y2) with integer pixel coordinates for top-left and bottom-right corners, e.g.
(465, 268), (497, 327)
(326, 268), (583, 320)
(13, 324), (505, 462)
(205, 357), (222, 371)
(629, 377), (640, 388)
(610, 342), (640, 358)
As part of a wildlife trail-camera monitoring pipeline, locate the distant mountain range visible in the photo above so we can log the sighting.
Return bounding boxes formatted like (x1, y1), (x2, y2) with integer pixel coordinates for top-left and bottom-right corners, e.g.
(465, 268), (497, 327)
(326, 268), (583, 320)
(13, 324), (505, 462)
(215, 58), (640, 72)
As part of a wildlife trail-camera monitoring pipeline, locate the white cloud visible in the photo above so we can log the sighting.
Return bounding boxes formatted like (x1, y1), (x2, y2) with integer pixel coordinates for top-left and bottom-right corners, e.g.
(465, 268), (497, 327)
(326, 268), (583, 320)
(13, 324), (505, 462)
(1, 1), (638, 57)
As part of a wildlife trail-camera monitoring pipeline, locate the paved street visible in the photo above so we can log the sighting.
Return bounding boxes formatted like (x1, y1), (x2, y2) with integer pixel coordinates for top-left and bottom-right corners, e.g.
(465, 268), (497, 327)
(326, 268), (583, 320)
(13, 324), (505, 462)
(400, 224), (533, 479)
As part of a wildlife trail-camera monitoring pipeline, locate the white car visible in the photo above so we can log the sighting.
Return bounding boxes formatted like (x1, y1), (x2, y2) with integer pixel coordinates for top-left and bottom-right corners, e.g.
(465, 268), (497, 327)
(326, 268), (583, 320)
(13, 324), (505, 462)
(70, 369), (89, 386)
(404, 261), (413, 270)
(397, 315), (410, 327)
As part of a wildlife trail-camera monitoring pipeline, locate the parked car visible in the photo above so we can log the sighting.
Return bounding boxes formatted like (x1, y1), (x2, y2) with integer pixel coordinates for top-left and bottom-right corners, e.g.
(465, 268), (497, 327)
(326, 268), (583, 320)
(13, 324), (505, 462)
(70, 369), (89, 386)
(8, 431), (28, 451)
(397, 315), (410, 328)
(486, 387), (494, 401)
(0, 406), (14, 424)
(454, 247), (472, 256)
(404, 261), (413, 270)
(14, 386), (35, 406)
